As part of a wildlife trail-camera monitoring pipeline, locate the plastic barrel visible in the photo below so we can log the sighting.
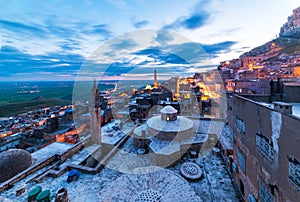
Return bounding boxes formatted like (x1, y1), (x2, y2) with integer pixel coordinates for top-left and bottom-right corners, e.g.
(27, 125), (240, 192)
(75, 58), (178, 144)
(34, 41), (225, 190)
(36, 190), (50, 202)
(28, 186), (42, 202)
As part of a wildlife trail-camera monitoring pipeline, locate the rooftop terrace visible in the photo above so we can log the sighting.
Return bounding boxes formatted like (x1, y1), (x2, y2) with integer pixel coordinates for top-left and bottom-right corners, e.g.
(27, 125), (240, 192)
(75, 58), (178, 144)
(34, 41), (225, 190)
(0, 119), (240, 201)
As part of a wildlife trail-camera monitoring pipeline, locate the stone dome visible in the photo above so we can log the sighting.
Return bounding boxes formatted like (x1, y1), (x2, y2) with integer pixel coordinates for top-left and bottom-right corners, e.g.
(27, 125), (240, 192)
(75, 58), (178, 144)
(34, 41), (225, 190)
(0, 149), (32, 182)
(160, 106), (177, 114)
(160, 106), (178, 121)
(100, 167), (202, 202)
(147, 115), (194, 141)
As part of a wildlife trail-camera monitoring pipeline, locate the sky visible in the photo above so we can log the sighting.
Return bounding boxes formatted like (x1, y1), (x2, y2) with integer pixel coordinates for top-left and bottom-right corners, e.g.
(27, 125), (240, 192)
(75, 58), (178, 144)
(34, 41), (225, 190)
(0, 0), (299, 81)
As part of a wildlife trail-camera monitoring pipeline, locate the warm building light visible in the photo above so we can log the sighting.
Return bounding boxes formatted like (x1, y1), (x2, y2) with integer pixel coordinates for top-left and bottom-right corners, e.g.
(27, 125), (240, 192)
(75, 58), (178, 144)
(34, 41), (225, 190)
(145, 84), (152, 90)
(184, 94), (190, 99)
(201, 95), (210, 101)
(249, 64), (253, 70)
(294, 66), (300, 76)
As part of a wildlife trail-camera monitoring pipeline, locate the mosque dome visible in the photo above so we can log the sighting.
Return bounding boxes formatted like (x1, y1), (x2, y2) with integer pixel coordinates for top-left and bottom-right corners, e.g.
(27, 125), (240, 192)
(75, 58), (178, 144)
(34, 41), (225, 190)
(0, 149), (32, 182)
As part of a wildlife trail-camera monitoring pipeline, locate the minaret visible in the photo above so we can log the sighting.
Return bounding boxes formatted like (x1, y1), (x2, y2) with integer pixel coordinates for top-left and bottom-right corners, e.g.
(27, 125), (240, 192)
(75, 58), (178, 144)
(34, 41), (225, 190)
(90, 79), (101, 144)
(154, 69), (158, 88)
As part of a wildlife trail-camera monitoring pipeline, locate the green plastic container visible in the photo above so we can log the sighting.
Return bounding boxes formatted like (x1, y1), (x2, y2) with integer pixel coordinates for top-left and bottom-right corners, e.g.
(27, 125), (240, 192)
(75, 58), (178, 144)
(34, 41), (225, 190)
(36, 190), (50, 202)
(28, 186), (42, 202)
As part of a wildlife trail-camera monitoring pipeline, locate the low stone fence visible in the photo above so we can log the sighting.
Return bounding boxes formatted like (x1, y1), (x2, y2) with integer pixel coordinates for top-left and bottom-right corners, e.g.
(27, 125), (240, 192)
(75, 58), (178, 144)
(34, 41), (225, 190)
(0, 136), (91, 191)
(0, 127), (136, 191)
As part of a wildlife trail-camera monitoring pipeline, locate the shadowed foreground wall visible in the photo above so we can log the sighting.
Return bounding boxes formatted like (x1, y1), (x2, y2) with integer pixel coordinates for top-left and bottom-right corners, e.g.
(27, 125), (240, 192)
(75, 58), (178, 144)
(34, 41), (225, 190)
(227, 94), (300, 202)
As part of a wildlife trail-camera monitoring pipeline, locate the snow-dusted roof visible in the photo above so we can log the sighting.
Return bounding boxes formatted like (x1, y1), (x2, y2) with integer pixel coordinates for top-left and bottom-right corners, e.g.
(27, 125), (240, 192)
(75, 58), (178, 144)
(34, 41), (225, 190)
(160, 105), (178, 114)
(147, 115), (193, 133)
(100, 167), (202, 202)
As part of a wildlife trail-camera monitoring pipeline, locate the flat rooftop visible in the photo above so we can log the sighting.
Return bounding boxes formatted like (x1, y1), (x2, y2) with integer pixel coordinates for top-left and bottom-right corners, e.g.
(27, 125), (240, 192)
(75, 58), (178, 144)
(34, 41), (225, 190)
(31, 142), (74, 163)
(259, 102), (300, 118)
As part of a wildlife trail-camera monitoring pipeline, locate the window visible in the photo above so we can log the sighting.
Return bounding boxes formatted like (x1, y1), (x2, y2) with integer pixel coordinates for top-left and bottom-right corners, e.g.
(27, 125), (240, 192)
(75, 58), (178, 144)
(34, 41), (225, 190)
(256, 132), (274, 161)
(248, 194), (256, 202)
(240, 179), (245, 196)
(232, 162), (238, 173)
(238, 149), (246, 173)
(236, 116), (245, 135)
(288, 157), (300, 190)
(259, 181), (274, 202)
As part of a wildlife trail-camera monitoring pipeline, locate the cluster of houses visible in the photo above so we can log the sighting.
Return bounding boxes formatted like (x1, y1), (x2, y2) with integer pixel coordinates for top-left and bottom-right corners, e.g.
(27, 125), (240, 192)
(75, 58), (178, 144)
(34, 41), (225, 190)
(219, 40), (300, 99)
(0, 105), (79, 153)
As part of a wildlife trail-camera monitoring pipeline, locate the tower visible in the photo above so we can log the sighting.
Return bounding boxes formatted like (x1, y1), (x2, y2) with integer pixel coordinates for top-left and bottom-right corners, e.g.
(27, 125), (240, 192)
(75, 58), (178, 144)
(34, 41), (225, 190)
(90, 79), (101, 144)
(154, 69), (158, 88)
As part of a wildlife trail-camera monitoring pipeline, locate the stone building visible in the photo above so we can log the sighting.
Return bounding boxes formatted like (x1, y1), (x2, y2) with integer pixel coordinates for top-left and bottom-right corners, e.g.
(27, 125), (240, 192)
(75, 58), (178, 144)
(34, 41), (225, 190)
(133, 105), (207, 167)
(226, 79), (270, 94)
(90, 79), (101, 145)
(227, 94), (300, 202)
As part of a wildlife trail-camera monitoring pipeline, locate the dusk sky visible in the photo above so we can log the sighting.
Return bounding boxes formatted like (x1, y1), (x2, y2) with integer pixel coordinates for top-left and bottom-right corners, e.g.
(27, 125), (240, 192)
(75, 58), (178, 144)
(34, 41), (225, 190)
(0, 0), (299, 81)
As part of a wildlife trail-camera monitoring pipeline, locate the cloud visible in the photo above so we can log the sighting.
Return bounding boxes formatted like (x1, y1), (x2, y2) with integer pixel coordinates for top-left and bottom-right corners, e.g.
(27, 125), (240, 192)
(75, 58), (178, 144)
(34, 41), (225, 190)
(231, 46), (251, 54)
(103, 62), (136, 76)
(201, 41), (237, 54)
(0, 46), (84, 78)
(0, 17), (114, 56)
(84, 24), (112, 38)
(163, 0), (212, 30)
(165, 13), (210, 30)
(105, 0), (130, 13)
(82, 32), (236, 79)
(160, 42), (211, 63)
(223, 27), (241, 34)
(146, 40), (238, 63)
(132, 20), (149, 28)
(135, 48), (188, 65)
(85, 46), (192, 77)
(110, 38), (138, 50)
(155, 30), (174, 45)
(0, 19), (47, 38)
(58, 41), (81, 52)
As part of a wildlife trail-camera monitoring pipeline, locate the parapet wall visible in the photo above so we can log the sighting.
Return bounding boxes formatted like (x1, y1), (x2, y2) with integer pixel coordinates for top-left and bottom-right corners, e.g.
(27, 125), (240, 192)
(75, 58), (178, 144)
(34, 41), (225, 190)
(0, 136), (91, 191)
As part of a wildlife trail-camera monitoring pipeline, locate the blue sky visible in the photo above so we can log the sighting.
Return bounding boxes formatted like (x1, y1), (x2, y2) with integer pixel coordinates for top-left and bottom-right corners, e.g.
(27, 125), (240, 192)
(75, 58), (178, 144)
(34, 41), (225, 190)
(0, 0), (299, 81)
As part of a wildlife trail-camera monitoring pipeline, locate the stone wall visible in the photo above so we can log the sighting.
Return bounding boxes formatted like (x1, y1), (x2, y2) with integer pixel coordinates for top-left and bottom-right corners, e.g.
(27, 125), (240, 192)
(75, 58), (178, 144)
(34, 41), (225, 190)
(283, 84), (300, 102)
(228, 94), (300, 202)
(147, 127), (193, 141)
(239, 94), (270, 103)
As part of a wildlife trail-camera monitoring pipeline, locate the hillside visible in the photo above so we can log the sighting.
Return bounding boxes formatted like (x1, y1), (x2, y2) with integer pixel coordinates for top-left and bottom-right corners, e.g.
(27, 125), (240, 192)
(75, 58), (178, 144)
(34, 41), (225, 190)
(279, 37), (300, 55)
(0, 98), (70, 117)
(242, 36), (300, 61)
